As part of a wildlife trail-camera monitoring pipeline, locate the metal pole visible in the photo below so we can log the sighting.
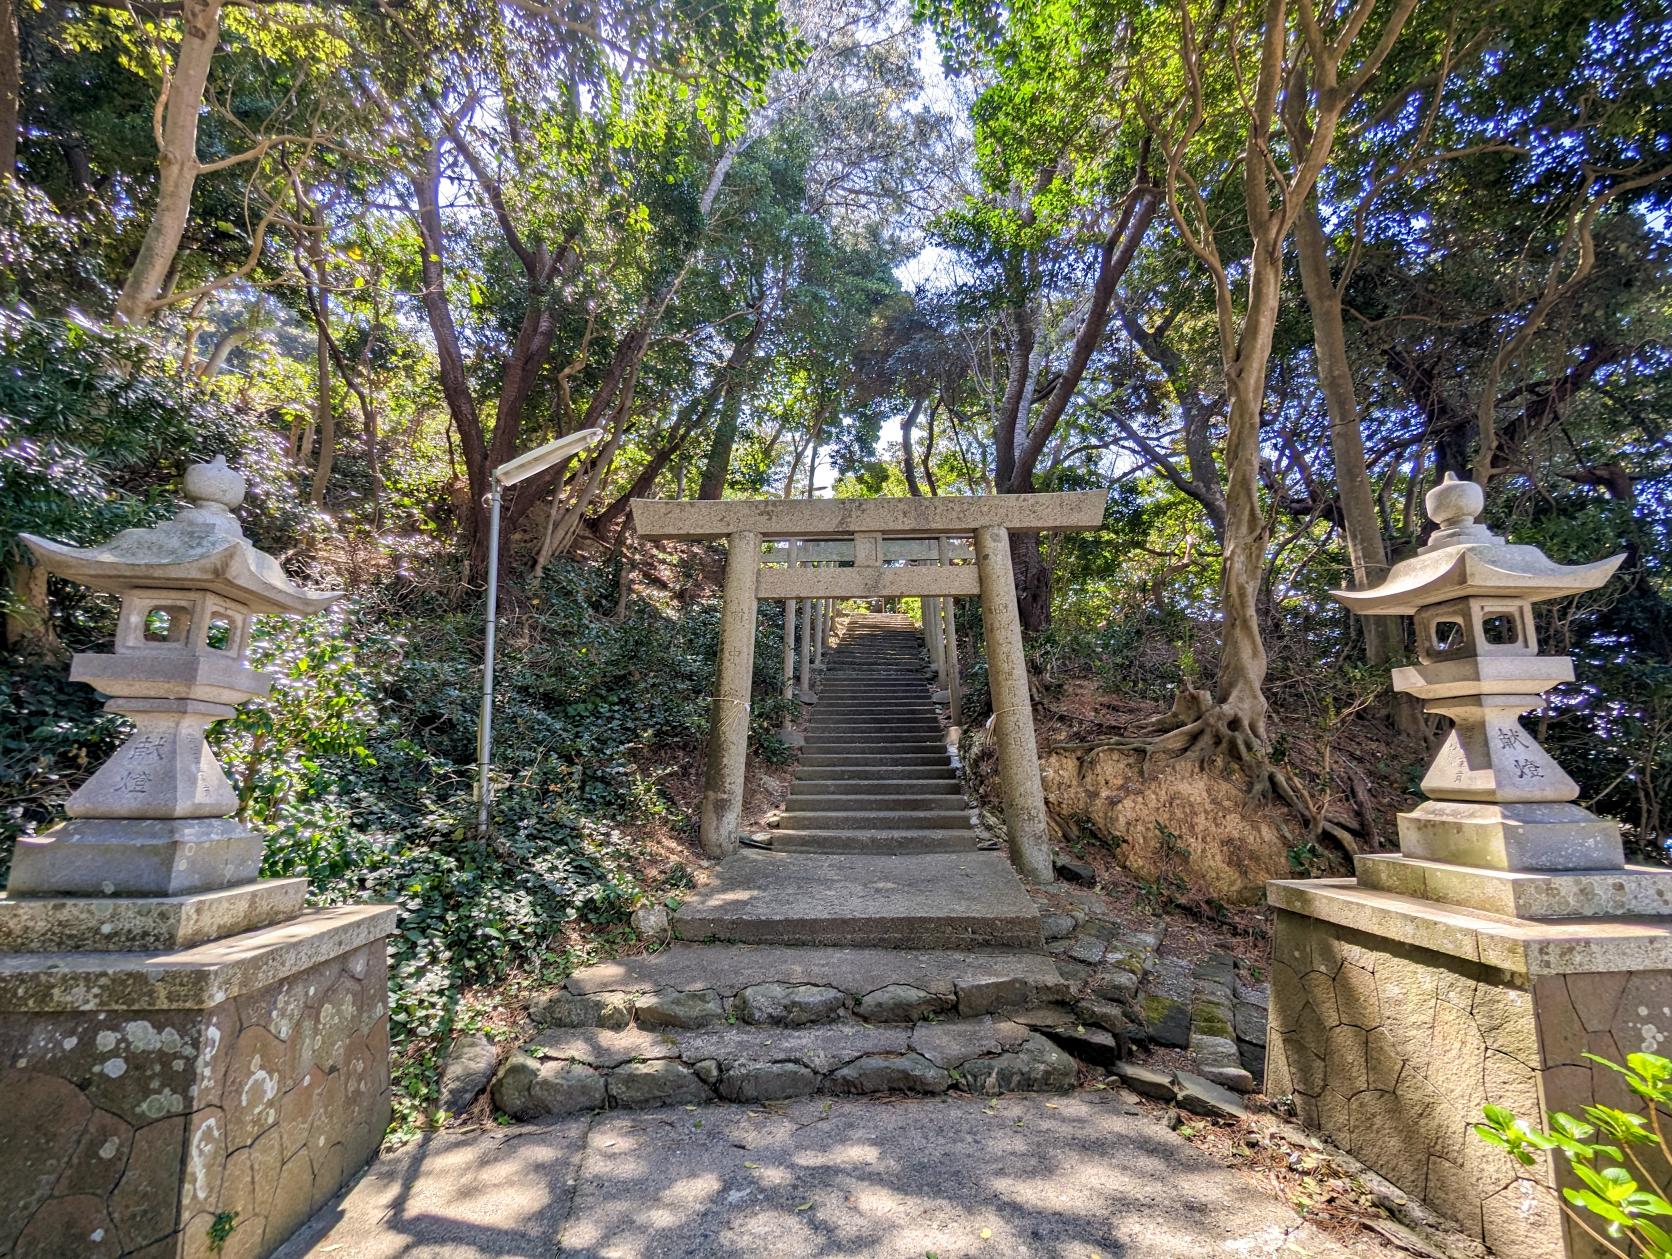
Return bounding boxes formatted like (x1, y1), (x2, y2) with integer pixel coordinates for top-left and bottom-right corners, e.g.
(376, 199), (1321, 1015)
(476, 480), (503, 841)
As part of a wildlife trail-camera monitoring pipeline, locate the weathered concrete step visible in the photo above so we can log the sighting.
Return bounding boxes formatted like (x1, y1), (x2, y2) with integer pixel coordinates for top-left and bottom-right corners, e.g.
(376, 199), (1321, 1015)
(769, 805), (969, 825)
(673, 852), (1044, 949)
(805, 698), (936, 708)
(765, 829), (981, 854)
(819, 678), (931, 687)
(555, 942), (1066, 1006)
(802, 725), (949, 735)
(794, 766), (957, 782)
(492, 1017), (1077, 1118)
(775, 814), (973, 836)
(810, 716), (939, 727)
(806, 724), (944, 737)
(798, 741), (945, 752)
(800, 753), (951, 767)
(791, 780), (962, 797)
(812, 703), (938, 713)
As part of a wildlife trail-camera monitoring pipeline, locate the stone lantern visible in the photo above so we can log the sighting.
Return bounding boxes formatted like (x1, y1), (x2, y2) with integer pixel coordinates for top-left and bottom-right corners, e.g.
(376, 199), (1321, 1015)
(7, 456), (336, 913)
(1333, 472), (1628, 875)
(1266, 473), (1672, 1259)
(0, 459), (395, 1259)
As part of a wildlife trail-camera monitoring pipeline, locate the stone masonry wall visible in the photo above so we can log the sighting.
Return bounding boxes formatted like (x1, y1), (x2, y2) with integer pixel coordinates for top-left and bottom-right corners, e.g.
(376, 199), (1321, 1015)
(0, 941), (389, 1259)
(1266, 909), (1560, 1259)
(1531, 968), (1672, 1259)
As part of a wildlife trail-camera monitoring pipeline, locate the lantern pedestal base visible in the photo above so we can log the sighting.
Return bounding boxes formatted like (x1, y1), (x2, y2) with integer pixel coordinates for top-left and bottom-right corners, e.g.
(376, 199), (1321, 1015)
(0, 904), (395, 1259)
(6, 818), (265, 898)
(0, 878), (308, 952)
(1395, 800), (1625, 871)
(1268, 878), (1672, 1259)
(1357, 854), (1672, 920)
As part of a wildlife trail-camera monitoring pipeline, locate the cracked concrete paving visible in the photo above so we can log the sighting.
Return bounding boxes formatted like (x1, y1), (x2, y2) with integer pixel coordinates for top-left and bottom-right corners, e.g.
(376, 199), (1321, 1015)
(275, 1091), (1372, 1259)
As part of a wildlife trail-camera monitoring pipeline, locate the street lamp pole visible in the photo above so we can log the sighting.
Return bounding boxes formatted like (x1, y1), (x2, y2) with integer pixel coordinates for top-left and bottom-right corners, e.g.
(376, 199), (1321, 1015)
(476, 428), (604, 839)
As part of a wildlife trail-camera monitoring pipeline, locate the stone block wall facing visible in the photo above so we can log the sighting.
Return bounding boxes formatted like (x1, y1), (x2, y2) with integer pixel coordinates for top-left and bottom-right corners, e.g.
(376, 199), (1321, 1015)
(1, 940), (389, 1259)
(1267, 908), (1672, 1259)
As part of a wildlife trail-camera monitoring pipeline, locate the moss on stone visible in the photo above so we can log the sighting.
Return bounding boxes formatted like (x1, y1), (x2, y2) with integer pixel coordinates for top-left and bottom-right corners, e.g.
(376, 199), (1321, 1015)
(1141, 995), (1179, 1025)
(1190, 1004), (1233, 1038)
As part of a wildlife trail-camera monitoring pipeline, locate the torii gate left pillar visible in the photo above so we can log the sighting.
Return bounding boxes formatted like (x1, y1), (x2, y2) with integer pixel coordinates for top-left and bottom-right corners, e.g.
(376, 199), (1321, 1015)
(631, 492), (1108, 882)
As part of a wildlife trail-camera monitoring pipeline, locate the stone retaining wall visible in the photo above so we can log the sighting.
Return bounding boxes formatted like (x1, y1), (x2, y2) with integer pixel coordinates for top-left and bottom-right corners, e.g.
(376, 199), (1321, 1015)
(0, 940), (389, 1259)
(1267, 907), (1672, 1259)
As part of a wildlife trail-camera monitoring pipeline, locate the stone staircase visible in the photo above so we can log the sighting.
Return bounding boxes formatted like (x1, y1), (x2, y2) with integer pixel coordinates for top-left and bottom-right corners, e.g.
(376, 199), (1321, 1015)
(768, 613), (981, 853)
(490, 613), (1088, 1120)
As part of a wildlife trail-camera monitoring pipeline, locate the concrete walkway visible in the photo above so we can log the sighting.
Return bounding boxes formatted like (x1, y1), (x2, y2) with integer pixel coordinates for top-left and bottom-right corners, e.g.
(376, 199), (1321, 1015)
(275, 1091), (1366, 1259)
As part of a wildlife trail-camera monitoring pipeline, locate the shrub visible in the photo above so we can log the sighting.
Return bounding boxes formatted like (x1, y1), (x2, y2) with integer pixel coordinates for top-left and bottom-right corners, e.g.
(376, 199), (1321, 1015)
(1476, 1052), (1672, 1257)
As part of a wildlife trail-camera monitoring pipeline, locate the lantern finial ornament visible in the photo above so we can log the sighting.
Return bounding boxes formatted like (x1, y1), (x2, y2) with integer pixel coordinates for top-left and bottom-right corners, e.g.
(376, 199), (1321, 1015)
(5, 459), (339, 939)
(1334, 478), (1628, 877)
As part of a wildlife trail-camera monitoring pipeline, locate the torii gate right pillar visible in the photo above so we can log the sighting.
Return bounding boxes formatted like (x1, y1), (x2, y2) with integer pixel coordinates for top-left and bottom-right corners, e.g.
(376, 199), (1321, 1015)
(976, 525), (1051, 881)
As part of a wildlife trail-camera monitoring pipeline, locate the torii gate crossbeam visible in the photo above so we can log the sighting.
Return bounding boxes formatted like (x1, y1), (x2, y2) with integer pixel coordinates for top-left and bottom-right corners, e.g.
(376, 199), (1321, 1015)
(630, 492), (1108, 883)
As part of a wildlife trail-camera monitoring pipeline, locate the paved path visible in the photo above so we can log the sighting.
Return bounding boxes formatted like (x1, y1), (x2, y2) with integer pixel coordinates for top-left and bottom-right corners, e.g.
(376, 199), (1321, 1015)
(275, 1091), (1365, 1259)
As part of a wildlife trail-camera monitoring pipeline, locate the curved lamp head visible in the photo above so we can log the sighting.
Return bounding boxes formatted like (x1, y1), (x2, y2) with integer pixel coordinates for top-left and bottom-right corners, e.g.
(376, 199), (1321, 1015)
(493, 427), (605, 486)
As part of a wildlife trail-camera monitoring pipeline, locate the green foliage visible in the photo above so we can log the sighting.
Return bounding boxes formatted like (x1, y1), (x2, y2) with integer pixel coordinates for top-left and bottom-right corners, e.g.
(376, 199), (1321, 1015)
(1476, 1052), (1672, 1257)
(206, 1211), (239, 1253)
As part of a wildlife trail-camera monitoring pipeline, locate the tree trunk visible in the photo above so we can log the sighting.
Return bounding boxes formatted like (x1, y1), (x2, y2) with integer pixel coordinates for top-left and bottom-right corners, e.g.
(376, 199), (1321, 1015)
(1295, 195), (1394, 663)
(697, 312), (765, 500)
(306, 220), (334, 505)
(593, 382), (722, 535)
(113, 0), (223, 323)
(1211, 222), (1287, 745)
(5, 560), (57, 656)
(900, 396), (925, 496)
(1009, 530), (1051, 632)
(0, 0), (20, 179)
(198, 326), (251, 379)
(1217, 371), (1271, 742)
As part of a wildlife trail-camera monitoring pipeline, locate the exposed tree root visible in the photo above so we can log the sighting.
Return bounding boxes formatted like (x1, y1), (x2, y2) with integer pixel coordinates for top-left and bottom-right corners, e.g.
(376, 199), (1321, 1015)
(1051, 686), (1362, 858)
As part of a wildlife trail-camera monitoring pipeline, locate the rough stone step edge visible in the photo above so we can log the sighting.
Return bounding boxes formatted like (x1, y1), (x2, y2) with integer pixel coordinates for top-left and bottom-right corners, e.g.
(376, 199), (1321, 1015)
(487, 1022), (1082, 1119)
(531, 971), (1076, 1035)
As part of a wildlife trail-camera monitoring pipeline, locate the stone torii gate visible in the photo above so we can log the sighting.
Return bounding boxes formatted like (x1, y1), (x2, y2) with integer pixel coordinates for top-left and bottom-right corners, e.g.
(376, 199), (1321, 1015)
(631, 491), (1108, 881)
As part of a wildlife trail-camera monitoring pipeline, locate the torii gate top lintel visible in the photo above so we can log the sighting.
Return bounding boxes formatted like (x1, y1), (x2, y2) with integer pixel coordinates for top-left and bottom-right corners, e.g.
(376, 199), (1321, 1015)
(629, 490), (1108, 542)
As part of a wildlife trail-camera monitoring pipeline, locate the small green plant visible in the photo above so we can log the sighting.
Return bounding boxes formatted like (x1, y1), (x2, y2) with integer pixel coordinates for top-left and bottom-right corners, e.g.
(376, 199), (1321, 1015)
(207, 1211), (239, 1253)
(1286, 841), (1322, 875)
(1475, 1051), (1672, 1257)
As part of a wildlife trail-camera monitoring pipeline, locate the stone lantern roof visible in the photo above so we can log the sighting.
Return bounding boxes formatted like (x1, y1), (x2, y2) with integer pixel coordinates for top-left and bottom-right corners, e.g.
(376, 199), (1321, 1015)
(19, 455), (338, 614)
(1332, 473), (1621, 615)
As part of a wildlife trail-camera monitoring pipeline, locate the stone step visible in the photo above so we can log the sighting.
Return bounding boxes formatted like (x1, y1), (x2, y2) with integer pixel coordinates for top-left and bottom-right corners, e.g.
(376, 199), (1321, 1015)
(812, 701), (938, 712)
(779, 799), (969, 818)
(815, 692), (934, 702)
(802, 739), (947, 752)
(819, 677), (931, 686)
(492, 1016), (1078, 1118)
(673, 852), (1044, 949)
(806, 724), (944, 737)
(790, 780), (963, 797)
(803, 728), (944, 741)
(764, 829), (981, 854)
(810, 715), (940, 726)
(533, 942), (1069, 1029)
(795, 766), (958, 782)
(800, 753), (951, 767)
(775, 813), (973, 834)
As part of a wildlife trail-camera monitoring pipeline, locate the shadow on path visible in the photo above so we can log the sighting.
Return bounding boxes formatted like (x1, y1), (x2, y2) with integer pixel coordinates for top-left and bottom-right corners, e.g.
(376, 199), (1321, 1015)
(279, 1092), (1367, 1259)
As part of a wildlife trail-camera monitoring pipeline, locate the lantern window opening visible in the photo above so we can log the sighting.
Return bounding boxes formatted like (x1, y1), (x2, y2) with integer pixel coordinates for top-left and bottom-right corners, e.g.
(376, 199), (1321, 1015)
(142, 603), (193, 647)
